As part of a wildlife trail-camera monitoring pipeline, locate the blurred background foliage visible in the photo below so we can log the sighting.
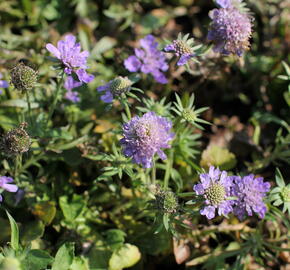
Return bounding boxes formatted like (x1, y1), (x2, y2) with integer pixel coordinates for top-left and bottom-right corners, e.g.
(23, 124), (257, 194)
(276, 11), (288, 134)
(0, 0), (289, 269)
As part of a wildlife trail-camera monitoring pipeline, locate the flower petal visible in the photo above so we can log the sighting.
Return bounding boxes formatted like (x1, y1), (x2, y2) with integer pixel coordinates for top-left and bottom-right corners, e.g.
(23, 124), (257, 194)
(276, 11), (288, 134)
(46, 44), (61, 59)
(124, 56), (141, 72)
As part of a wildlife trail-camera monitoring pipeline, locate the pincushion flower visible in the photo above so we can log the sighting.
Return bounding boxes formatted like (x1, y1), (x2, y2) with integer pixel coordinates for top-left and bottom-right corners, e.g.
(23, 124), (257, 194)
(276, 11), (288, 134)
(231, 174), (270, 220)
(194, 166), (234, 219)
(46, 34), (94, 83)
(0, 176), (18, 202)
(207, 1), (252, 56)
(0, 73), (9, 94)
(97, 76), (132, 103)
(120, 112), (174, 168)
(64, 76), (82, 103)
(164, 33), (196, 66)
(124, 35), (168, 84)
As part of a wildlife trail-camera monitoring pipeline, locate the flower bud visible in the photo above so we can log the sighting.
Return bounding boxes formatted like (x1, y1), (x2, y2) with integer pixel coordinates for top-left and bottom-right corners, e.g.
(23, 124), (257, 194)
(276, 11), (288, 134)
(110, 76), (132, 97)
(1, 123), (31, 156)
(10, 62), (38, 92)
(154, 186), (178, 214)
(281, 187), (290, 203)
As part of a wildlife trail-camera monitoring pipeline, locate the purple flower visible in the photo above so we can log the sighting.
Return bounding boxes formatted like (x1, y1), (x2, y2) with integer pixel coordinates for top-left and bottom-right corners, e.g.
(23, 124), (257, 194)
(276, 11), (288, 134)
(0, 73), (8, 94)
(120, 112), (174, 168)
(0, 176), (18, 202)
(216, 0), (242, 8)
(194, 166), (234, 219)
(164, 34), (196, 66)
(97, 76), (132, 103)
(46, 34), (94, 83)
(207, 5), (252, 56)
(231, 174), (270, 220)
(65, 90), (80, 103)
(124, 35), (168, 84)
(64, 76), (82, 102)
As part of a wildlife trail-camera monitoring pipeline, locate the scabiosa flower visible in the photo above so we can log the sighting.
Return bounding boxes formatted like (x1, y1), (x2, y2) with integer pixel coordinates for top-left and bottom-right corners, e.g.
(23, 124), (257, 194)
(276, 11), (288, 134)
(216, 0), (240, 8)
(1, 122), (31, 156)
(124, 35), (168, 84)
(0, 73), (8, 94)
(10, 63), (38, 92)
(231, 174), (270, 220)
(97, 76), (132, 103)
(120, 112), (174, 168)
(194, 166), (234, 219)
(46, 34), (94, 83)
(164, 33), (196, 66)
(0, 176), (18, 202)
(207, 1), (253, 56)
(64, 76), (82, 103)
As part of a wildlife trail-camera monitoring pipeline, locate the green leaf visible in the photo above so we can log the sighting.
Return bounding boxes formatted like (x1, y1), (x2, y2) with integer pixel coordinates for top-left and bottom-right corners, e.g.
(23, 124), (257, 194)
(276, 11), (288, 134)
(21, 220), (45, 243)
(105, 229), (126, 250)
(163, 214), (169, 231)
(108, 244), (141, 270)
(200, 145), (237, 170)
(52, 243), (75, 270)
(25, 249), (54, 270)
(6, 211), (19, 251)
(275, 168), (285, 187)
(91, 37), (117, 58)
(32, 201), (56, 225)
(70, 257), (90, 270)
(0, 99), (39, 109)
(59, 195), (85, 222)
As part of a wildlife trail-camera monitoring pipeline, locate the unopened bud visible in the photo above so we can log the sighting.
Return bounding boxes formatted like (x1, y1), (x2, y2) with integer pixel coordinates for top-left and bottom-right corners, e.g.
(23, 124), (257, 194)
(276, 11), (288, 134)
(1, 123), (31, 156)
(10, 62), (37, 92)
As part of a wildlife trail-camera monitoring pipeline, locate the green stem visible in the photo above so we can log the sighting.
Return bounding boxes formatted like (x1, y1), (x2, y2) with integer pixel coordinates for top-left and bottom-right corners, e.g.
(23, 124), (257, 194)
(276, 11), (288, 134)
(164, 150), (173, 188)
(25, 91), (32, 126)
(123, 101), (132, 120)
(47, 72), (64, 127)
(14, 154), (22, 182)
(151, 160), (156, 185)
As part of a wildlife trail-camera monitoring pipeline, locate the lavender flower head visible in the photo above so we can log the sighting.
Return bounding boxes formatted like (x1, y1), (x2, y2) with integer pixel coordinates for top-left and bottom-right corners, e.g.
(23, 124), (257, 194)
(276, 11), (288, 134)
(64, 76), (82, 103)
(0, 73), (9, 94)
(46, 34), (94, 83)
(97, 76), (132, 103)
(207, 0), (252, 56)
(124, 35), (168, 84)
(164, 33), (196, 66)
(194, 166), (234, 219)
(216, 0), (241, 8)
(231, 174), (270, 220)
(0, 176), (18, 202)
(120, 112), (174, 168)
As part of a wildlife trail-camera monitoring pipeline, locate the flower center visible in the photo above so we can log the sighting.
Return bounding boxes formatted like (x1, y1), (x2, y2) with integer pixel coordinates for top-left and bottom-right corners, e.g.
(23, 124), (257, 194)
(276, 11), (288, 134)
(173, 40), (192, 55)
(205, 183), (226, 205)
(281, 187), (290, 203)
(182, 109), (196, 122)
